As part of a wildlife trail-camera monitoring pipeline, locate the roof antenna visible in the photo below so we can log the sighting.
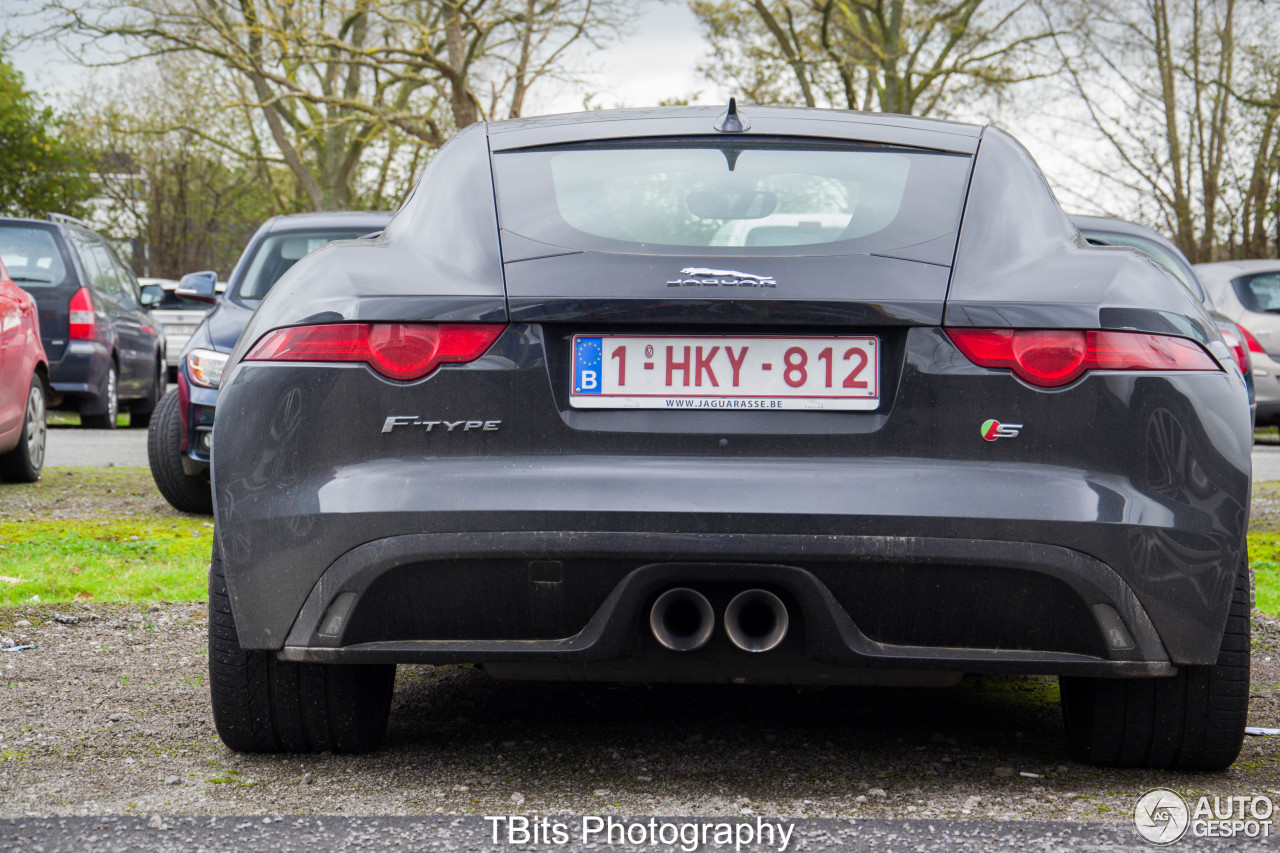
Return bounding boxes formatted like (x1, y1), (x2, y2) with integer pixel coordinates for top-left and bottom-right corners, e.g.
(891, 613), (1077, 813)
(714, 97), (750, 133)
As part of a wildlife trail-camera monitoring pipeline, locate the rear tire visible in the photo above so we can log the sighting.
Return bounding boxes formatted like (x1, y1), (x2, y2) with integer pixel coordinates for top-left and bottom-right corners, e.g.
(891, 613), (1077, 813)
(0, 375), (46, 483)
(128, 358), (165, 428)
(1059, 560), (1250, 770)
(208, 543), (395, 753)
(81, 365), (119, 429)
(147, 390), (213, 515)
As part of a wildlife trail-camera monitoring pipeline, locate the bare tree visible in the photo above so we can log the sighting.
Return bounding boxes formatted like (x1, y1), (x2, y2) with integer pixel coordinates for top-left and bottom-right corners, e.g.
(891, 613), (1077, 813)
(688, 0), (1062, 116)
(44, 0), (629, 210)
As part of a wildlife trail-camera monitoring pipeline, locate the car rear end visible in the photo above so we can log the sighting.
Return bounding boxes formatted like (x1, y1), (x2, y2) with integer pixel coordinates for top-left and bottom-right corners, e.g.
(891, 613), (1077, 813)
(212, 114), (1249, 698)
(0, 218), (108, 411)
(1197, 261), (1280, 426)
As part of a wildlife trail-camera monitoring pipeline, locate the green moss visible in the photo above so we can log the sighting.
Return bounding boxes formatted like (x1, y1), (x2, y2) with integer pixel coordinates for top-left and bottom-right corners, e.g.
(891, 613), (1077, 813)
(1247, 532), (1280, 615)
(0, 518), (211, 603)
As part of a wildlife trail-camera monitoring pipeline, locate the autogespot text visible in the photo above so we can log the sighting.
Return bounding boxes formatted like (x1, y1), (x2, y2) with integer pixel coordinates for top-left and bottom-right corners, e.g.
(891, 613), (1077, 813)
(484, 815), (796, 851)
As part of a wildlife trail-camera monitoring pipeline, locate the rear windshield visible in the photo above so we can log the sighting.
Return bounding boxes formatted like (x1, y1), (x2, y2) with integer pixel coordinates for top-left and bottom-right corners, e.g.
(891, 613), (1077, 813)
(492, 138), (971, 260)
(1232, 272), (1280, 314)
(236, 230), (370, 300)
(0, 226), (69, 287)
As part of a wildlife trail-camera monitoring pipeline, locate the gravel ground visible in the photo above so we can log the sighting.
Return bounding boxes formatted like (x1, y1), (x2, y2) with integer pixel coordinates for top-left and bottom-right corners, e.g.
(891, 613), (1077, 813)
(0, 469), (188, 522)
(0, 473), (1277, 824)
(0, 602), (1276, 822)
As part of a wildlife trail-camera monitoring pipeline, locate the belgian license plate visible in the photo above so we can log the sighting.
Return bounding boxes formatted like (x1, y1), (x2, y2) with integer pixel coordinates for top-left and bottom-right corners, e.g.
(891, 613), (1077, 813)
(570, 335), (879, 411)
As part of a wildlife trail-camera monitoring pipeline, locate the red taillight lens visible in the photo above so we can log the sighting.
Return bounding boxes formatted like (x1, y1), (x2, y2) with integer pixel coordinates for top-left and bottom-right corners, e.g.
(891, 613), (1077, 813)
(68, 287), (94, 340)
(1217, 324), (1252, 376)
(245, 322), (507, 381)
(946, 328), (1219, 387)
(1238, 324), (1267, 355)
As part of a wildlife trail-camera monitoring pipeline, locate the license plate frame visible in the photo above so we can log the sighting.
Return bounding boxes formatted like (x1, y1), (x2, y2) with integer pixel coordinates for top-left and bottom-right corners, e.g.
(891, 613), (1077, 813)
(569, 334), (879, 411)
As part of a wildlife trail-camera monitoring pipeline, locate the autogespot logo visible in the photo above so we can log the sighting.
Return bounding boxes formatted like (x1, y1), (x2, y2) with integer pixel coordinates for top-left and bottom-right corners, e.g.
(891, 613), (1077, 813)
(1134, 788), (1190, 845)
(1134, 789), (1276, 843)
(981, 419), (1022, 441)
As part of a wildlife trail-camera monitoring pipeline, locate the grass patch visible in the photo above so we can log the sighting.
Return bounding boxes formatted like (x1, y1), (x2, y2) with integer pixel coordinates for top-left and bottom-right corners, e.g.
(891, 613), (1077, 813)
(46, 411), (130, 428)
(0, 518), (211, 604)
(1248, 532), (1280, 615)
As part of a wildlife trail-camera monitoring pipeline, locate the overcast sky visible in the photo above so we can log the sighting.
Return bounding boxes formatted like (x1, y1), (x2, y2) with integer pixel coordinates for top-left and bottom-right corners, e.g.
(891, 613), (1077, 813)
(3, 0), (722, 111)
(1, 0), (1107, 217)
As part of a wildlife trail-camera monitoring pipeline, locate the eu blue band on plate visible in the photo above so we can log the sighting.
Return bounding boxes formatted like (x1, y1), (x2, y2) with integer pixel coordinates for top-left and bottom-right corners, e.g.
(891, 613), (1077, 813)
(574, 336), (603, 394)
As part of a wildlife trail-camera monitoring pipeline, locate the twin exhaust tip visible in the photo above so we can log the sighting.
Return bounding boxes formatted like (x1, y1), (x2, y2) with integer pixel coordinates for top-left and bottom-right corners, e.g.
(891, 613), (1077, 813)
(649, 587), (789, 654)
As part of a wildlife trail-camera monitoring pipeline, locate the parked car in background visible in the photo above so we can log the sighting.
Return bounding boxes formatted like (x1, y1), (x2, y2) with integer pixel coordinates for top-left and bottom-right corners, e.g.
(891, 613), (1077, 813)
(0, 214), (166, 429)
(139, 277), (226, 379)
(0, 257), (48, 482)
(207, 109), (1249, 769)
(148, 211), (393, 514)
(1071, 215), (1256, 423)
(1194, 260), (1280, 428)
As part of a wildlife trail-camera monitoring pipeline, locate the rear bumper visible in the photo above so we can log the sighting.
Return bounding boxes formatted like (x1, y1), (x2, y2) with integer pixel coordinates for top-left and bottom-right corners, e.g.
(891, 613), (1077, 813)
(273, 530), (1175, 678)
(212, 326), (1251, 677)
(216, 453), (1243, 671)
(48, 340), (109, 403)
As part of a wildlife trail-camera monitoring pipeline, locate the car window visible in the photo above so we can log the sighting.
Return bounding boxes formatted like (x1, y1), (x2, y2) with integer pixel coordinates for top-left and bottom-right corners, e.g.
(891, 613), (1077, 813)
(0, 225), (69, 287)
(492, 139), (972, 260)
(236, 230), (372, 300)
(89, 245), (125, 300)
(107, 250), (141, 308)
(1232, 272), (1280, 314)
(68, 232), (112, 296)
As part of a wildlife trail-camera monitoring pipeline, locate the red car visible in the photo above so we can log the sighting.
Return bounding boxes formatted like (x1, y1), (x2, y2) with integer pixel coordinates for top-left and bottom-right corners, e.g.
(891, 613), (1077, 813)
(0, 257), (48, 481)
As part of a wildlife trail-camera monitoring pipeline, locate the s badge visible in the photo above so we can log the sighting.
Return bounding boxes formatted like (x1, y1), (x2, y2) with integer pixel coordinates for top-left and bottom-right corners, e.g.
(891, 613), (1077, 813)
(981, 419), (1022, 441)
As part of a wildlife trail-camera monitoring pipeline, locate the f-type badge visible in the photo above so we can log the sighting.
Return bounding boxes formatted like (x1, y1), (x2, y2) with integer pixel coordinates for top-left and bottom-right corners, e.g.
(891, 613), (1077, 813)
(667, 267), (777, 288)
(382, 416), (501, 433)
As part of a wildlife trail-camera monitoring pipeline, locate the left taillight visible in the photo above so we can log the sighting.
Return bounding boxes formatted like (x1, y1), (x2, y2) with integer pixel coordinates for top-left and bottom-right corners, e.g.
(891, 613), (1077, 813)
(1216, 323), (1252, 377)
(945, 328), (1220, 388)
(244, 322), (508, 381)
(68, 287), (95, 340)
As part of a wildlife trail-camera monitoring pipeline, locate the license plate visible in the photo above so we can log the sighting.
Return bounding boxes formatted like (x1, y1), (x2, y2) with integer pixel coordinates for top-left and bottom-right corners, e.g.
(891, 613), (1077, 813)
(570, 335), (879, 411)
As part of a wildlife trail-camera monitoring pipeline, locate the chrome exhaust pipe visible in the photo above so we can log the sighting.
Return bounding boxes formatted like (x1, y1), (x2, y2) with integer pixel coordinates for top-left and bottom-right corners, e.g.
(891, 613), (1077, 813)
(649, 588), (715, 652)
(724, 589), (789, 653)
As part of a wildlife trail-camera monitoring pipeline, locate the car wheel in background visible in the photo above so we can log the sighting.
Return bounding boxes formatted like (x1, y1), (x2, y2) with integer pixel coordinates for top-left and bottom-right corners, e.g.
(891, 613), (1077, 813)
(81, 364), (119, 429)
(208, 543), (395, 753)
(147, 390), (213, 515)
(128, 358), (165, 429)
(0, 375), (47, 483)
(1059, 559), (1250, 770)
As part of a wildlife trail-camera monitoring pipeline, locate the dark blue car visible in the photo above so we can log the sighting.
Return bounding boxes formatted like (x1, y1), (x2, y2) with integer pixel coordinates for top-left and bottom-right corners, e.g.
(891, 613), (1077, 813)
(0, 215), (166, 428)
(148, 211), (393, 513)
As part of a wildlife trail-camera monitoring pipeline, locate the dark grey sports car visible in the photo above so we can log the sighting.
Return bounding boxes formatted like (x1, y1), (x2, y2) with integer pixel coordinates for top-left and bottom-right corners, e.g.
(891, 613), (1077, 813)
(209, 104), (1252, 769)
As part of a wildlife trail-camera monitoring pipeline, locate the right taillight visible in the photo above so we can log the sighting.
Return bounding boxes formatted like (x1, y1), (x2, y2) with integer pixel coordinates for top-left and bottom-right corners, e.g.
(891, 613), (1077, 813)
(68, 287), (94, 340)
(946, 328), (1220, 387)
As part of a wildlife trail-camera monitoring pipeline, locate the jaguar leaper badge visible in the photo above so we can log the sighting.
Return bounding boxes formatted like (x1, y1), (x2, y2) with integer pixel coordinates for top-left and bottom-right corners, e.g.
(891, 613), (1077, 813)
(666, 267), (777, 288)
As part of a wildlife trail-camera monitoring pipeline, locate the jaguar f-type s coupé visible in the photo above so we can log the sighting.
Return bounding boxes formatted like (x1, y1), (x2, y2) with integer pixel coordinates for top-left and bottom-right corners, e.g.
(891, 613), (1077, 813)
(208, 104), (1252, 770)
